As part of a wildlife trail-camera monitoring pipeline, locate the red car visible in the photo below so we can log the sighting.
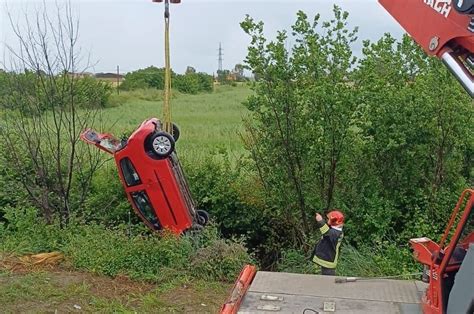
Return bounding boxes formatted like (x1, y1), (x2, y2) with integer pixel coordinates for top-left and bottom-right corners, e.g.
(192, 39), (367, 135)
(80, 118), (208, 234)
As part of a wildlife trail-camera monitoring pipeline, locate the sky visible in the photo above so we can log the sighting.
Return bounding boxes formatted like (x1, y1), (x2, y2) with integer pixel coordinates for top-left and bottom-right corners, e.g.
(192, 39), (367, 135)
(1, 0), (404, 74)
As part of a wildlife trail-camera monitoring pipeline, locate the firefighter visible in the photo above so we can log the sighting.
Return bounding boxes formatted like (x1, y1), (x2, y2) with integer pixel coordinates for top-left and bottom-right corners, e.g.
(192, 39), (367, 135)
(312, 210), (344, 276)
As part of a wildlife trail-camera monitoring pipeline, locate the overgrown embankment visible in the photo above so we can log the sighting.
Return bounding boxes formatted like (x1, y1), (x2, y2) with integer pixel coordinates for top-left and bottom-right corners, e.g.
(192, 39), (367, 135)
(0, 6), (472, 302)
(0, 207), (252, 284)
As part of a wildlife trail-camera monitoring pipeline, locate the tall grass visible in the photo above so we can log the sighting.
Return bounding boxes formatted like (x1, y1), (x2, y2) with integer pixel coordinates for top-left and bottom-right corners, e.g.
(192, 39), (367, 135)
(99, 85), (252, 163)
(0, 206), (253, 283)
(275, 245), (419, 277)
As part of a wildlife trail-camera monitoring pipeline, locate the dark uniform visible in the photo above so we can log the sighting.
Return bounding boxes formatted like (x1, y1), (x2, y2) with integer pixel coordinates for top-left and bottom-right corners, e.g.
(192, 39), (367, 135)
(312, 218), (344, 276)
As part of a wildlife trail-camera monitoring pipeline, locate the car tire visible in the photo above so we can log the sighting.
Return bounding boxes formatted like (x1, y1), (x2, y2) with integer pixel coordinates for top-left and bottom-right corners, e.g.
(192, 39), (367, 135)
(196, 209), (209, 226)
(172, 123), (180, 142)
(149, 131), (175, 158)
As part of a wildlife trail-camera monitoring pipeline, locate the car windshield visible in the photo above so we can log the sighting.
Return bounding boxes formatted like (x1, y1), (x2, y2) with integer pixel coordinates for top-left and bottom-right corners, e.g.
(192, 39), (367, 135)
(131, 191), (161, 230)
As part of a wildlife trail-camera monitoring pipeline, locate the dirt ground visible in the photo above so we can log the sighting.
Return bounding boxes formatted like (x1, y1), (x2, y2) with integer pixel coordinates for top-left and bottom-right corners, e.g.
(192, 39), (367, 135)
(0, 254), (232, 313)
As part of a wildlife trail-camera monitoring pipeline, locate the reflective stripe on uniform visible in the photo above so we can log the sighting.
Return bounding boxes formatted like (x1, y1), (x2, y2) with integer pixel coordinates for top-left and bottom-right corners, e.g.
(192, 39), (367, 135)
(319, 224), (330, 234)
(312, 238), (342, 269)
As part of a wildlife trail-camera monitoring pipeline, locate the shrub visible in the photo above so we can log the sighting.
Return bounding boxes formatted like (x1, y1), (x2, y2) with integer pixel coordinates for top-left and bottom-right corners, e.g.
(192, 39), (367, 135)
(0, 206), (252, 283)
(174, 72), (213, 94)
(120, 66), (169, 91)
(63, 226), (194, 280)
(0, 207), (64, 254)
(276, 244), (418, 277)
(338, 244), (418, 277)
(275, 249), (314, 274)
(190, 238), (253, 282)
(119, 66), (212, 94)
(75, 76), (113, 108)
(81, 166), (134, 227)
(183, 154), (270, 263)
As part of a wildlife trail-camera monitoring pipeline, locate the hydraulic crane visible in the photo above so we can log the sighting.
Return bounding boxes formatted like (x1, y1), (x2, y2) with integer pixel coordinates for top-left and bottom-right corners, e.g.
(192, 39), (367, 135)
(380, 0), (474, 97)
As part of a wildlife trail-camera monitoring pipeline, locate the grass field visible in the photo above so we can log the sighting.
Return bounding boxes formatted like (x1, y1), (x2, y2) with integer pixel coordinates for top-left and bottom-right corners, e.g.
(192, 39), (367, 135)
(102, 84), (253, 162)
(0, 267), (231, 313)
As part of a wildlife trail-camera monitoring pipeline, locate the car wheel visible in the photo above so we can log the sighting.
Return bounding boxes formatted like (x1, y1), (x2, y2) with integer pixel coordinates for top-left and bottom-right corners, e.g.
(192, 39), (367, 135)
(149, 131), (175, 158)
(196, 209), (209, 226)
(172, 123), (180, 142)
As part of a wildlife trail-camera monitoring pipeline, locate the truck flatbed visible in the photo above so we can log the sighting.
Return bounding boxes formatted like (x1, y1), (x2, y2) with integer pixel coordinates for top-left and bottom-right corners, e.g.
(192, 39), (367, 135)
(238, 271), (427, 314)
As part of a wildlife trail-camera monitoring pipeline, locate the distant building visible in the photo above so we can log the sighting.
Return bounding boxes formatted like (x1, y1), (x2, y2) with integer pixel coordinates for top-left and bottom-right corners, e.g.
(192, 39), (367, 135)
(95, 72), (124, 87)
(65, 72), (93, 79)
(95, 72), (124, 80)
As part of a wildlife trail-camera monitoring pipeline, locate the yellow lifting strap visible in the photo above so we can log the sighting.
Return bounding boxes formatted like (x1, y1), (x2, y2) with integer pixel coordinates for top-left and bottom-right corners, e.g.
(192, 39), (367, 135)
(153, 0), (179, 134)
(163, 12), (172, 134)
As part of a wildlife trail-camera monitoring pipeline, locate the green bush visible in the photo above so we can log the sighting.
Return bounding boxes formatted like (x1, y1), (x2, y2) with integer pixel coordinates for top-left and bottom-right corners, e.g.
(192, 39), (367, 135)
(120, 66), (168, 91)
(183, 154), (272, 263)
(0, 207), (64, 254)
(276, 244), (418, 277)
(174, 73), (213, 94)
(0, 72), (112, 111)
(189, 226), (255, 282)
(63, 225), (193, 279)
(239, 5), (472, 270)
(119, 66), (212, 94)
(81, 166), (133, 227)
(275, 249), (314, 274)
(0, 206), (252, 283)
(75, 76), (113, 108)
(336, 244), (417, 277)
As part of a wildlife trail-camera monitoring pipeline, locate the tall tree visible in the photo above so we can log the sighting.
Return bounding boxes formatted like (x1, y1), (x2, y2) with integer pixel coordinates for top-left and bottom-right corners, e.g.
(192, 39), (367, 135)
(241, 6), (359, 244)
(0, 3), (105, 224)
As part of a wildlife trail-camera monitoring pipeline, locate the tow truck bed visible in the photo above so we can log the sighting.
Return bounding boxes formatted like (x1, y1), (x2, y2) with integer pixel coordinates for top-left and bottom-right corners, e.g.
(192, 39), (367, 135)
(238, 271), (427, 314)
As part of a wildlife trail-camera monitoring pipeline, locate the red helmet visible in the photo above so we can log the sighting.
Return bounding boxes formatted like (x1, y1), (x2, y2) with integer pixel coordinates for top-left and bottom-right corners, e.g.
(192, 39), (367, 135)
(327, 210), (344, 226)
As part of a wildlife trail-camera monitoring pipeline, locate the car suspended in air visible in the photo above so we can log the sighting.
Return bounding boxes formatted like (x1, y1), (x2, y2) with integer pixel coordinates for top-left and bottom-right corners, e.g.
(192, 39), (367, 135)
(80, 118), (209, 234)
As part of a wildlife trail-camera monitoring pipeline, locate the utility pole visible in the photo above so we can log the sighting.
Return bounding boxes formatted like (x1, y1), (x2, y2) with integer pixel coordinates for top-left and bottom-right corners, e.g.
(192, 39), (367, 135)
(218, 42), (223, 73)
(212, 72), (216, 92)
(116, 65), (120, 95)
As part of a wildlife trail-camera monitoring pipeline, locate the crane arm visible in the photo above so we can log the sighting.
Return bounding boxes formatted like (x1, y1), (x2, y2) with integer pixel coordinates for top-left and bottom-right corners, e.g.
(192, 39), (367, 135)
(379, 0), (474, 97)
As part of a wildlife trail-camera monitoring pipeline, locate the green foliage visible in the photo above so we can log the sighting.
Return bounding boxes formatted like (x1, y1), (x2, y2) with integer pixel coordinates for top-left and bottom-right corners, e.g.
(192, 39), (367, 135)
(63, 225), (193, 280)
(0, 71), (37, 111)
(240, 5), (473, 265)
(276, 244), (417, 277)
(80, 166), (135, 227)
(189, 226), (253, 281)
(190, 239), (252, 281)
(0, 71), (112, 111)
(174, 72), (213, 94)
(0, 206), (252, 283)
(275, 249), (314, 274)
(337, 244), (417, 277)
(0, 207), (64, 254)
(184, 154), (265, 247)
(120, 66), (212, 94)
(0, 145), (28, 213)
(240, 5), (361, 253)
(75, 76), (113, 108)
(120, 66), (168, 91)
(343, 33), (473, 246)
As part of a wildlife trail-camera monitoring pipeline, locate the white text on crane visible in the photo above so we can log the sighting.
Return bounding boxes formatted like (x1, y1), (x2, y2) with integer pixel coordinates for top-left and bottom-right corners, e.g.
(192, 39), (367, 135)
(423, 0), (452, 18)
